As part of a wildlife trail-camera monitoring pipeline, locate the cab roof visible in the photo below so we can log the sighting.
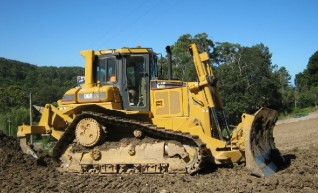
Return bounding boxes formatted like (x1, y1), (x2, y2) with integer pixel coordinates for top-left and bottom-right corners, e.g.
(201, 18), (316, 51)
(95, 46), (155, 56)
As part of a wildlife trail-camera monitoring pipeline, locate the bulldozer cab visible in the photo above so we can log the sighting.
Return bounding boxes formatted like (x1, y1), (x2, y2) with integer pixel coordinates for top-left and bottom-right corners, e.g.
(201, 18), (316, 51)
(93, 48), (158, 111)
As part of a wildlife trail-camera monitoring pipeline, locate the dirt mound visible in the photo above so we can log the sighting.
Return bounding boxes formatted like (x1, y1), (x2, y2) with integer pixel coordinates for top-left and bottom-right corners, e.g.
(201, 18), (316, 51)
(0, 133), (56, 192)
(1, 116), (318, 193)
(0, 133), (33, 167)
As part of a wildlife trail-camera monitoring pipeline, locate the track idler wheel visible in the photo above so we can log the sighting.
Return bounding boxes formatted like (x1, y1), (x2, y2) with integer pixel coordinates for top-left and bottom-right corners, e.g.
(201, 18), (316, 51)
(75, 118), (102, 147)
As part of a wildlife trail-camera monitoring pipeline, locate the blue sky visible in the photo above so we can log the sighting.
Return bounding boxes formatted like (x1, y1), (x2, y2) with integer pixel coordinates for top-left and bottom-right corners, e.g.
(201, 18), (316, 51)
(1, 0), (317, 82)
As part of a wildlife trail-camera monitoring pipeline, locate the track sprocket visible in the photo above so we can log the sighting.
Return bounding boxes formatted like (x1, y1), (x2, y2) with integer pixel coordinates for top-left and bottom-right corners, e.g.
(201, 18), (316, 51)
(75, 118), (101, 147)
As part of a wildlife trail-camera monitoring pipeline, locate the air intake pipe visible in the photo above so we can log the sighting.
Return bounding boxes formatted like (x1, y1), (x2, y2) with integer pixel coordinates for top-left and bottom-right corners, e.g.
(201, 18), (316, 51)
(80, 50), (95, 89)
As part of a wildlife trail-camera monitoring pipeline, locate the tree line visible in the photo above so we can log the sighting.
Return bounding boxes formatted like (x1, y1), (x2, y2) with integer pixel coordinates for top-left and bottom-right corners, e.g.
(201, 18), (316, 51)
(0, 32), (317, 135)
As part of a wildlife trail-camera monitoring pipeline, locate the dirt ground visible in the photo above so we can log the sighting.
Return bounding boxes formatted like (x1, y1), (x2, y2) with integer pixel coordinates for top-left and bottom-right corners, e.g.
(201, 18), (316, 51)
(1, 115), (318, 193)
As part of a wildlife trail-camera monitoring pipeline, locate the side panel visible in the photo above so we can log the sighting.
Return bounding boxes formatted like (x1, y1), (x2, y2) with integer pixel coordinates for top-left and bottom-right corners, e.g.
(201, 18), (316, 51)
(150, 81), (187, 118)
(152, 89), (182, 117)
(77, 86), (118, 103)
(150, 81), (213, 137)
(60, 85), (122, 109)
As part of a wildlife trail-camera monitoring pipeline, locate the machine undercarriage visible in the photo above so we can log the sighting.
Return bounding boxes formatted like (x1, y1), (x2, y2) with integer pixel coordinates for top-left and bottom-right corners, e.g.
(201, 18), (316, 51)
(53, 112), (207, 174)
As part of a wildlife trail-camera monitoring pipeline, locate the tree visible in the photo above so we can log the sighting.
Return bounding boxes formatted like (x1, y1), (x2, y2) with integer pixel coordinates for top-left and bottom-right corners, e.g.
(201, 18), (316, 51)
(294, 51), (318, 108)
(171, 33), (214, 81)
(275, 66), (291, 93)
(0, 85), (28, 113)
(212, 42), (241, 66)
(307, 51), (318, 87)
(273, 66), (293, 111)
(216, 43), (282, 124)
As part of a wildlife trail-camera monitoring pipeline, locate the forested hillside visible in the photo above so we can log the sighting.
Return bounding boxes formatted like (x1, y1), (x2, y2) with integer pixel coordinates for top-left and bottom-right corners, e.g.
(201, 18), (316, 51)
(0, 57), (84, 136)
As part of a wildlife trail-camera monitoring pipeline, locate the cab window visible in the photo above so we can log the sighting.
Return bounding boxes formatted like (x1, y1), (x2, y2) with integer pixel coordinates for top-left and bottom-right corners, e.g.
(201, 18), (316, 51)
(95, 57), (116, 84)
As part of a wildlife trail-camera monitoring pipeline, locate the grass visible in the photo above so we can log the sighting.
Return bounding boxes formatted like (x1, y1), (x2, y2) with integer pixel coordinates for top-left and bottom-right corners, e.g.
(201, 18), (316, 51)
(278, 106), (318, 120)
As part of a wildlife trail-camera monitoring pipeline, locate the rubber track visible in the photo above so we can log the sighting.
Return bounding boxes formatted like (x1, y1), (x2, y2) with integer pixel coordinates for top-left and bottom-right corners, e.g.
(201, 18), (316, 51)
(52, 111), (208, 174)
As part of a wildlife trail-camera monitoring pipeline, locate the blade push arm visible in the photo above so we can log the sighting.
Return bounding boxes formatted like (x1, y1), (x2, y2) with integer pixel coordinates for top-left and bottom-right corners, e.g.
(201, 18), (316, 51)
(188, 43), (223, 110)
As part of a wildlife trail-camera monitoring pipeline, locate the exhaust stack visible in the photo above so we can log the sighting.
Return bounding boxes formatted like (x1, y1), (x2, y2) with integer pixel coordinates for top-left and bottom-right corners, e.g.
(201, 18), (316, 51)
(165, 46), (172, 80)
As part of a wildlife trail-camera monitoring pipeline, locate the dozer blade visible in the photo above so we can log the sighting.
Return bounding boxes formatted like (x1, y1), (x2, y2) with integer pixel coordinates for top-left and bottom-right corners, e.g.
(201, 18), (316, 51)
(244, 107), (283, 177)
(19, 137), (38, 159)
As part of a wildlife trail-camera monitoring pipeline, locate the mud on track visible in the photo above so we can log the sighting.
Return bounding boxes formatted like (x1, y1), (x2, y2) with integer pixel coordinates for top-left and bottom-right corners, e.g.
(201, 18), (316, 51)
(0, 116), (318, 193)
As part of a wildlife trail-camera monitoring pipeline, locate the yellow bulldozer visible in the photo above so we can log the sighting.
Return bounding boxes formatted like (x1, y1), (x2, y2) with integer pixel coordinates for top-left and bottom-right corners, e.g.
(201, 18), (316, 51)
(17, 43), (282, 176)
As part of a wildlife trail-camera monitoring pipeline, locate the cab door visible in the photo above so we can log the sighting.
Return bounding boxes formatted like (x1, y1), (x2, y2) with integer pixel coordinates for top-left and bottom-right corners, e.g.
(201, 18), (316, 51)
(122, 54), (150, 111)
